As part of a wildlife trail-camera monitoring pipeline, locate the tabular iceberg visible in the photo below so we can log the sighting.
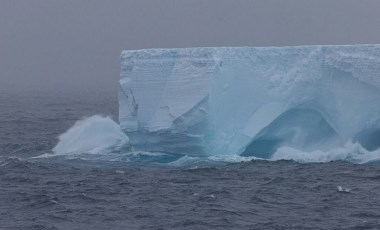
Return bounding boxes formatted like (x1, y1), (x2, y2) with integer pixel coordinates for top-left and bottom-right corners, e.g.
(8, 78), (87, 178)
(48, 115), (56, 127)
(119, 45), (380, 158)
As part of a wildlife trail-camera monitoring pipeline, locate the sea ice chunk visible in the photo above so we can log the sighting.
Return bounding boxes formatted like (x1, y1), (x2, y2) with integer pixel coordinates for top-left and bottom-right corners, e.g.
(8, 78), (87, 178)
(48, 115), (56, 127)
(119, 45), (380, 158)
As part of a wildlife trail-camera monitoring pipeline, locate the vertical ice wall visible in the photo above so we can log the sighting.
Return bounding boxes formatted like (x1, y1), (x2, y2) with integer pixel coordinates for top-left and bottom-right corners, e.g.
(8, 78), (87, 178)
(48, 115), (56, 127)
(119, 48), (219, 155)
(207, 46), (380, 156)
(119, 45), (380, 157)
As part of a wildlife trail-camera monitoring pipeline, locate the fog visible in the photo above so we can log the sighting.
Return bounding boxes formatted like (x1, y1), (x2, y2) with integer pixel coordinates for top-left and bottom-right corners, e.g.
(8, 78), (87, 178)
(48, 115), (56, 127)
(1, 0), (380, 92)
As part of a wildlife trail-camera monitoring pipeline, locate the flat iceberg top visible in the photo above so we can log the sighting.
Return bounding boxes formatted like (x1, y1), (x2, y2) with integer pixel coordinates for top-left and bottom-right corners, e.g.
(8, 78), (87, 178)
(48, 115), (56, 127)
(119, 44), (380, 157)
(122, 45), (380, 88)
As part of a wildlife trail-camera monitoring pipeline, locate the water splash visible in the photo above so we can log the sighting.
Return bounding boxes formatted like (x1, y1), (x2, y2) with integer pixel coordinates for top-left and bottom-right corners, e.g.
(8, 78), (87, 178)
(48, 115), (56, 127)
(34, 115), (380, 165)
(51, 115), (129, 156)
(271, 141), (380, 164)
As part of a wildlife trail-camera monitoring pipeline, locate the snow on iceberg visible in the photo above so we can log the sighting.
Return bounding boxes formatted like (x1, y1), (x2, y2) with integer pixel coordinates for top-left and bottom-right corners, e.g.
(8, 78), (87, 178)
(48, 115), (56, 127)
(119, 45), (380, 158)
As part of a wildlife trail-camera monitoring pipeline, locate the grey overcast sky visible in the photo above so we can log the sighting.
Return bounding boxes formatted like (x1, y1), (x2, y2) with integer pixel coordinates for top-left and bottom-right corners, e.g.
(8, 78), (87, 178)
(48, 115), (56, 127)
(1, 0), (380, 92)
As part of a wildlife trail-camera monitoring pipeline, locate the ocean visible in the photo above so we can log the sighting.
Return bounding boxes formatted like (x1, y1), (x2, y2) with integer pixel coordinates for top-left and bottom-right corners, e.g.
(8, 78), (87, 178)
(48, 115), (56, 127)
(1, 90), (379, 230)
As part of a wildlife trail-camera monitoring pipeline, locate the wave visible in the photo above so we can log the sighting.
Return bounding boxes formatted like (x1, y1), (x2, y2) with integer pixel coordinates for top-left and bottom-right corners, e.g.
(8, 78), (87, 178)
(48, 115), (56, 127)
(271, 141), (380, 164)
(51, 115), (129, 156)
(35, 115), (380, 165)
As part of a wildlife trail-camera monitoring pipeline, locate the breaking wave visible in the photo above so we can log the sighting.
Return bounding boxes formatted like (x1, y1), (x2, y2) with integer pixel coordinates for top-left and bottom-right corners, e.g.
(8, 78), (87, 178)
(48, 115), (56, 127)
(36, 115), (380, 165)
(271, 141), (380, 164)
(50, 115), (129, 156)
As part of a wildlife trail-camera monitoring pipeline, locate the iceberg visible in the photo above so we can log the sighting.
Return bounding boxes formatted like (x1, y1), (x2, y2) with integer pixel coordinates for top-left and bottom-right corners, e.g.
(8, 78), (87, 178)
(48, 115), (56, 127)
(119, 45), (380, 158)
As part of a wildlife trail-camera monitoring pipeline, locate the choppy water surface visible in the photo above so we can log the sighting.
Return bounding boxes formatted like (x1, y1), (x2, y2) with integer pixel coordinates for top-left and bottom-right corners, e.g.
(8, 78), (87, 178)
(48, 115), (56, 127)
(1, 90), (379, 230)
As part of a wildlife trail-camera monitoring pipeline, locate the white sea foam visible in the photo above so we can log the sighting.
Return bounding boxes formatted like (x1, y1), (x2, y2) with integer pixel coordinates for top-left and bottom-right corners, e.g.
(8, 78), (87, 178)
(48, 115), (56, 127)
(207, 154), (260, 163)
(51, 115), (129, 156)
(167, 156), (202, 166)
(167, 154), (260, 167)
(337, 186), (351, 193)
(271, 141), (380, 164)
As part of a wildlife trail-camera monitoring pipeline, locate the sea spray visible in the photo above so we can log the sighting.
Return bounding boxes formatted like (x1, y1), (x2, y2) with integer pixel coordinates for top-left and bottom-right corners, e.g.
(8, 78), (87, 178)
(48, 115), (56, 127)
(52, 115), (129, 155)
(271, 141), (380, 164)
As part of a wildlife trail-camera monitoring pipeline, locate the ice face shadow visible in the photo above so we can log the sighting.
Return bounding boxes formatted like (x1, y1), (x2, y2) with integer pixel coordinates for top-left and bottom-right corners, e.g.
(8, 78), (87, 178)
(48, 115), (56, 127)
(241, 108), (341, 158)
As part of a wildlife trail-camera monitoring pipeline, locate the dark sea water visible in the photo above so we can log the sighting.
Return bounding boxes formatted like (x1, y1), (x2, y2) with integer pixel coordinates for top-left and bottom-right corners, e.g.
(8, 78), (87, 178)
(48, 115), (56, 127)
(1, 90), (380, 230)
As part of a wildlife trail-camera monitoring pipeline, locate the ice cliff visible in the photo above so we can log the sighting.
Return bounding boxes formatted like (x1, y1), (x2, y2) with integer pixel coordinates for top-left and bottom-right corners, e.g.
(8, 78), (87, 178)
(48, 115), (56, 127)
(119, 45), (380, 158)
